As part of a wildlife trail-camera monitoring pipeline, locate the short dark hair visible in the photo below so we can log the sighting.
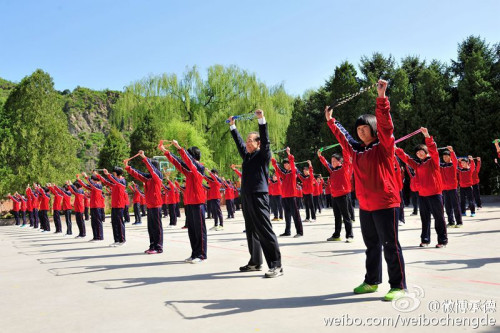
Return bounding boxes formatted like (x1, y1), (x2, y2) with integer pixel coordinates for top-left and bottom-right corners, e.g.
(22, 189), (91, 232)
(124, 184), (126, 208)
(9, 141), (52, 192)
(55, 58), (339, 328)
(248, 132), (260, 142)
(73, 181), (82, 188)
(211, 168), (218, 175)
(442, 150), (451, 156)
(414, 144), (429, 155)
(91, 175), (99, 181)
(187, 146), (201, 161)
(283, 159), (290, 165)
(331, 153), (343, 163)
(354, 114), (377, 139)
(113, 166), (124, 176)
(150, 159), (160, 170)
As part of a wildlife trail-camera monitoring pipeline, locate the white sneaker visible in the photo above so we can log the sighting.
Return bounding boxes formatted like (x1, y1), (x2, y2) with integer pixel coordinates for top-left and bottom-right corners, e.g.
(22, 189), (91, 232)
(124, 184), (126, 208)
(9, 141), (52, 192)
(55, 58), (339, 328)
(110, 242), (118, 247)
(184, 257), (193, 263)
(311, 219), (316, 222)
(209, 226), (217, 230)
(191, 258), (205, 264)
(116, 242), (126, 246)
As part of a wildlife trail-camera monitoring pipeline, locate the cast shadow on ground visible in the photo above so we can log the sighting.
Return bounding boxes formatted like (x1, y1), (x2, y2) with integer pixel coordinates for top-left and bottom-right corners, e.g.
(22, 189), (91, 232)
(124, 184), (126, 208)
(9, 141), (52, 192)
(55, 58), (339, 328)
(407, 257), (500, 271)
(48, 260), (186, 276)
(89, 271), (268, 290)
(165, 291), (380, 319)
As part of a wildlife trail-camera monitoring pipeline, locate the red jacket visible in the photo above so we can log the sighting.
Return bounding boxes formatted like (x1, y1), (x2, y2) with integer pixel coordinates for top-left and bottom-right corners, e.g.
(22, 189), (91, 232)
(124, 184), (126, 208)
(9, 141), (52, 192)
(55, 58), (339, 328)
(396, 136), (443, 197)
(68, 185), (85, 213)
(204, 173), (222, 200)
(325, 178), (331, 195)
(27, 187), (40, 210)
(439, 151), (458, 191)
(8, 195), (21, 211)
(298, 166), (315, 195)
(36, 187), (51, 211)
(268, 177), (283, 196)
(328, 97), (400, 211)
(319, 149), (352, 198)
(272, 154), (297, 198)
(126, 158), (163, 209)
(164, 149), (206, 205)
(233, 168), (242, 179)
(129, 184), (143, 204)
(164, 180), (177, 204)
(97, 173), (127, 209)
(405, 165), (420, 193)
(49, 186), (63, 211)
(55, 186), (73, 210)
(79, 178), (105, 209)
(296, 185), (303, 197)
(26, 193), (32, 211)
(223, 181), (234, 200)
(458, 160), (475, 188)
(472, 159), (481, 185)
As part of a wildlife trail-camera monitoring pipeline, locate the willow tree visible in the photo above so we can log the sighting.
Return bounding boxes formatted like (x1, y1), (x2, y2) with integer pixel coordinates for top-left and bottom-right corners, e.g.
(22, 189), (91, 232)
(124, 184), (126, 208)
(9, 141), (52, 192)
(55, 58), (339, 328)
(111, 65), (294, 177)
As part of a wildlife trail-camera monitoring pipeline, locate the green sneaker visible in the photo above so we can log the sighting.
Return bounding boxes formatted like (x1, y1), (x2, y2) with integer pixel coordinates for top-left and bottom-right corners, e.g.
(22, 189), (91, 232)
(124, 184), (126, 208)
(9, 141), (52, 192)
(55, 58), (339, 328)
(327, 236), (342, 242)
(353, 283), (378, 294)
(384, 288), (405, 301)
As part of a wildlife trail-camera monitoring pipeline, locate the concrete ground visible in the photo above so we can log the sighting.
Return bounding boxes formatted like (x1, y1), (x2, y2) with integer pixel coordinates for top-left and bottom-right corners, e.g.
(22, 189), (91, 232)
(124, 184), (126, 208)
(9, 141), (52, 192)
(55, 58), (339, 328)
(0, 203), (499, 333)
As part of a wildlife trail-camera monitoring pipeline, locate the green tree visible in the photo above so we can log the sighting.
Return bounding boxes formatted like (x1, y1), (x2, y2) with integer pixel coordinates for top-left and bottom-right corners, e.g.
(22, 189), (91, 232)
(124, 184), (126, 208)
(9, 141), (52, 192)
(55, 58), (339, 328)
(0, 69), (79, 194)
(129, 111), (162, 167)
(98, 127), (129, 171)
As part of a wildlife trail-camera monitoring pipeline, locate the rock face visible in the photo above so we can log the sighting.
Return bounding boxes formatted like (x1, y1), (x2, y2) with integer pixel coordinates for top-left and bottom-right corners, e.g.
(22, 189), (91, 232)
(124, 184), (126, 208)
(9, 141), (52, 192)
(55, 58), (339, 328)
(61, 88), (121, 171)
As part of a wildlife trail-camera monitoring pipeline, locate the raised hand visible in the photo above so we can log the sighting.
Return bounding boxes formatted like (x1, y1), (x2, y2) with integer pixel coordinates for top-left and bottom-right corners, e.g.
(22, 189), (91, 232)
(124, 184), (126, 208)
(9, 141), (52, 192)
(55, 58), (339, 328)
(447, 146), (453, 152)
(286, 147), (291, 155)
(324, 105), (333, 121)
(227, 116), (235, 126)
(172, 140), (181, 150)
(255, 109), (264, 119)
(317, 150), (322, 157)
(377, 79), (388, 98)
(420, 127), (430, 138)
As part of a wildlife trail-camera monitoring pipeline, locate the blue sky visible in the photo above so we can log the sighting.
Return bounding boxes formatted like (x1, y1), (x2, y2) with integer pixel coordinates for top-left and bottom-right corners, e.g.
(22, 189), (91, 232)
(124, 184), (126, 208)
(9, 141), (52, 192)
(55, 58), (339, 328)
(1, 0), (499, 96)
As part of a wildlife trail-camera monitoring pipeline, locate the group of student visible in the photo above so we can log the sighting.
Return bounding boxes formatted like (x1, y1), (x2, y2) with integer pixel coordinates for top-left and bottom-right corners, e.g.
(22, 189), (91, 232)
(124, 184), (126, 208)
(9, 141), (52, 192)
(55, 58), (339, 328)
(5, 79), (497, 301)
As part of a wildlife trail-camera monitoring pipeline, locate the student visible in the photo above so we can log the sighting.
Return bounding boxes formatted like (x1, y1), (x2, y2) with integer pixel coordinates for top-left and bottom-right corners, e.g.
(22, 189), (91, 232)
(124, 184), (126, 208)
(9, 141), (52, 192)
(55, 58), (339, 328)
(405, 165), (419, 216)
(228, 109), (283, 278)
(125, 151), (164, 254)
(471, 157), (482, 209)
(17, 194), (28, 227)
(394, 158), (405, 226)
(96, 167), (127, 246)
(318, 148), (354, 242)
(7, 192), (21, 226)
(297, 161), (316, 222)
(268, 173), (284, 221)
(458, 156), (476, 217)
(26, 189), (34, 227)
(129, 181), (144, 225)
(27, 185), (40, 229)
(161, 182), (169, 218)
(123, 187), (131, 224)
(67, 181), (86, 238)
(439, 148), (463, 227)
(396, 128), (448, 248)
(84, 192), (90, 221)
(55, 184), (73, 235)
(140, 187), (147, 217)
(79, 173), (105, 240)
(204, 169), (224, 231)
(271, 148), (303, 238)
(164, 176), (179, 227)
(325, 79), (406, 301)
(313, 176), (324, 214)
(35, 185), (51, 232)
(48, 184), (63, 233)
(324, 177), (332, 209)
(160, 140), (207, 263)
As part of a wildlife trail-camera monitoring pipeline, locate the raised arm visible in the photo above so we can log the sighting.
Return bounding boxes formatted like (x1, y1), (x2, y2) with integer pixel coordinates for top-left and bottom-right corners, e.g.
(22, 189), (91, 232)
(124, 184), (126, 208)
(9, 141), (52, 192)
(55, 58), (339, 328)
(271, 158), (285, 178)
(395, 147), (419, 169)
(228, 116), (247, 159)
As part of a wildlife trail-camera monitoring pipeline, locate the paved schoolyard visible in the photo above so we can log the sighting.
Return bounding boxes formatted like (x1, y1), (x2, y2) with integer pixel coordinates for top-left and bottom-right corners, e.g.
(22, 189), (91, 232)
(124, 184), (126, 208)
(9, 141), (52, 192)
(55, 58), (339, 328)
(0, 203), (499, 332)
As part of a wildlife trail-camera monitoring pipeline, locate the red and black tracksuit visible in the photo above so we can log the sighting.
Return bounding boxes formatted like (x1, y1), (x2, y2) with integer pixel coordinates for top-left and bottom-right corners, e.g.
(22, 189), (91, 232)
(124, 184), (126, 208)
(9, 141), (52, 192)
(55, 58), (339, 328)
(329, 96), (406, 289)
(129, 183), (144, 224)
(472, 159), (482, 208)
(319, 149), (353, 239)
(298, 166), (316, 221)
(36, 187), (51, 231)
(55, 186), (73, 235)
(8, 194), (21, 225)
(313, 177), (324, 214)
(439, 151), (462, 226)
(79, 178), (105, 240)
(164, 149), (207, 260)
(27, 188), (40, 229)
(17, 195), (28, 226)
(97, 173), (127, 243)
(268, 178), (283, 220)
(396, 136), (448, 246)
(26, 193), (33, 226)
(204, 173), (224, 227)
(126, 158), (164, 252)
(223, 180), (235, 219)
(68, 185), (86, 237)
(164, 180), (179, 226)
(405, 165), (419, 215)
(272, 154), (303, 236)
(458, 159), (476, 215)
(49, 186), (64, 233)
